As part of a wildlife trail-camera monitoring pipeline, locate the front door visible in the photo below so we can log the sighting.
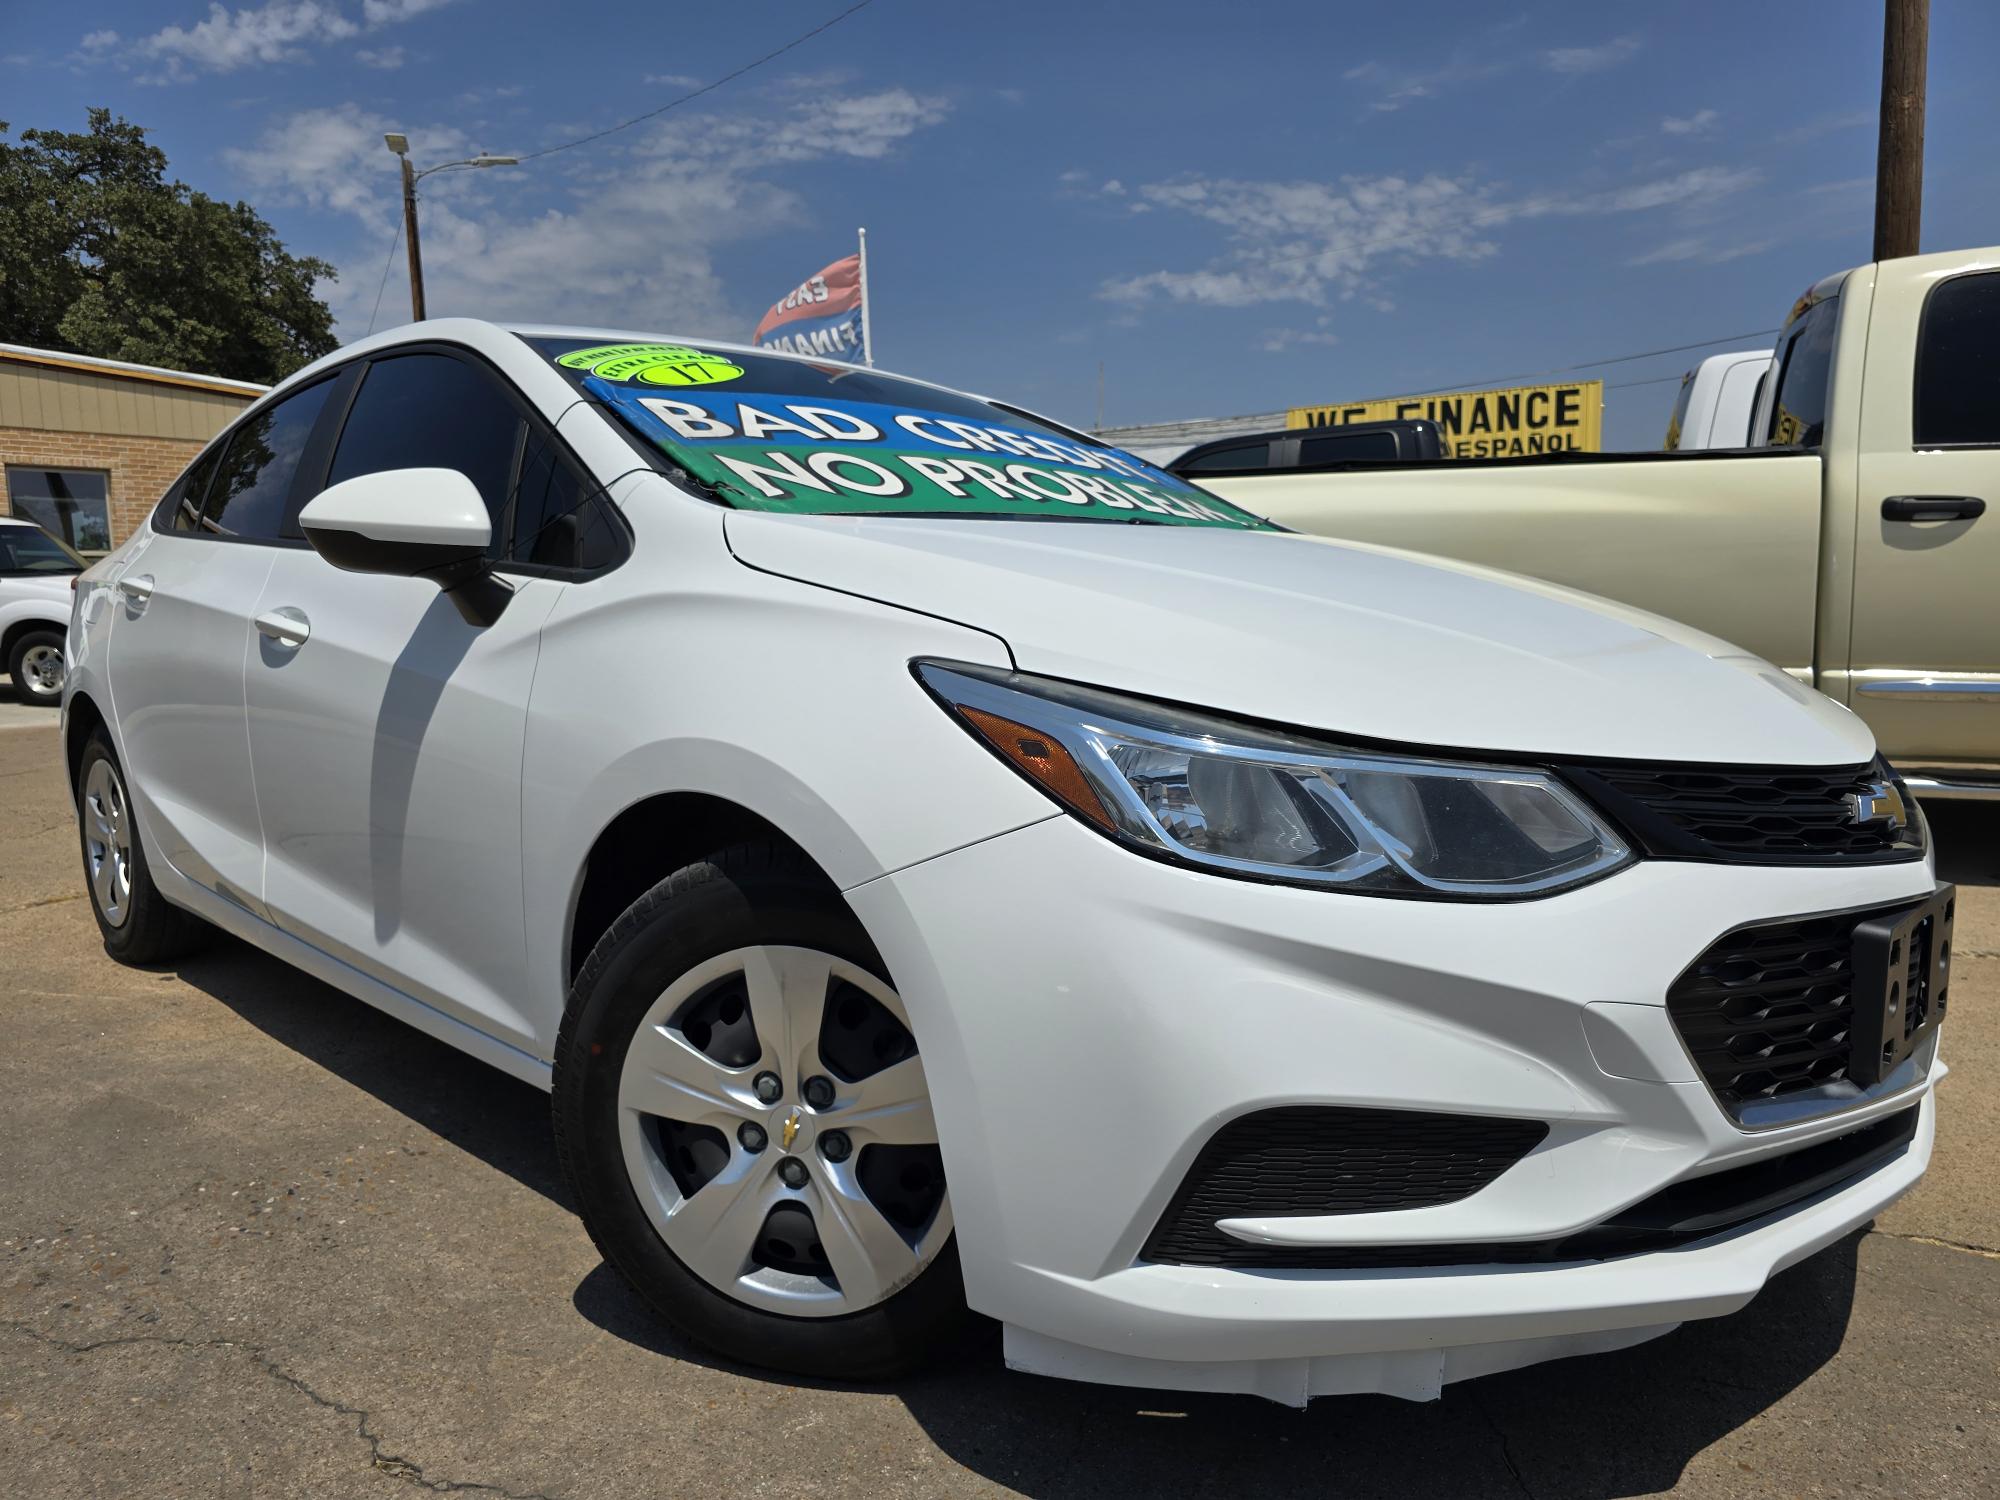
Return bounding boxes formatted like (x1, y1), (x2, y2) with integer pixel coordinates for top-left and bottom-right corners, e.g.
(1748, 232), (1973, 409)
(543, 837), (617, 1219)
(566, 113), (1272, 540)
(1847, 259), (2000, 765)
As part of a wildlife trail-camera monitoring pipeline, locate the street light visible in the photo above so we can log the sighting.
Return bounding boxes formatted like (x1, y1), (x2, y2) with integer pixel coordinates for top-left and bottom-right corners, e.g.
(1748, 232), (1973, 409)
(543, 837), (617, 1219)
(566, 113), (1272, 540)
(384, 134), (519, 322)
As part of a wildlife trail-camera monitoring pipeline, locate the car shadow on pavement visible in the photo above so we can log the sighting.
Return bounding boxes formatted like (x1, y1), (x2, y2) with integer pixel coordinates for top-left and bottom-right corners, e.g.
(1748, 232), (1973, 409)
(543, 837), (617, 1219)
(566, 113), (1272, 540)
(572, 1230), (1863, 1499)
(169, 933), (574, 1211)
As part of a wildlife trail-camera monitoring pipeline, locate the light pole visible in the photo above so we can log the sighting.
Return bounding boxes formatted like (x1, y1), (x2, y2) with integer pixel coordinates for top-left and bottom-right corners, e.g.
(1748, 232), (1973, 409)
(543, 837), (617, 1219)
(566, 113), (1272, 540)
(383, 133), (518, 322)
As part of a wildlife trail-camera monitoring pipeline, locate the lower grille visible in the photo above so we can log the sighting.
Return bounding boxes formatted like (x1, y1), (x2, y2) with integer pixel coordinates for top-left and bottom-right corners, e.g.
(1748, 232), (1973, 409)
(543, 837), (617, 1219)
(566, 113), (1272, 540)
(1139, 1106), (1548, 1268)
(1142, 1104), (1919, 1271)
(1666, 911), (1864, 1110)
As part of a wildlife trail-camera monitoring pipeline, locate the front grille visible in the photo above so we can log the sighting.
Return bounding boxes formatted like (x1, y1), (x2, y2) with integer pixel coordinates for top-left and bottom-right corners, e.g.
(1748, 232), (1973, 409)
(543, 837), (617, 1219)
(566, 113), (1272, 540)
(1141, 1105), (1920, 1271)
(1139, 1106), (1548, 1268)
(1666, 911), (1864, 1110)
(1555, 757), (1922, 866)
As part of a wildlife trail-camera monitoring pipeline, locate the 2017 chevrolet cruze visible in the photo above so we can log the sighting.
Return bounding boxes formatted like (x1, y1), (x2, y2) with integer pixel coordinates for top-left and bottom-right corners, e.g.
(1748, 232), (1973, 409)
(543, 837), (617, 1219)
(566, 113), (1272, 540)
(63, 322), (1950, 1403)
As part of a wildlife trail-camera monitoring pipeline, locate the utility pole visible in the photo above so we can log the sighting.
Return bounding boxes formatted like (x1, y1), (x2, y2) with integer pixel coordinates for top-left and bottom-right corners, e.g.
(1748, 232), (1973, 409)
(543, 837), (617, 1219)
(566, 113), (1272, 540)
(400, 152), (427, 322)
(381, 134), (517, 325)
(1872, 0), (1928, 262)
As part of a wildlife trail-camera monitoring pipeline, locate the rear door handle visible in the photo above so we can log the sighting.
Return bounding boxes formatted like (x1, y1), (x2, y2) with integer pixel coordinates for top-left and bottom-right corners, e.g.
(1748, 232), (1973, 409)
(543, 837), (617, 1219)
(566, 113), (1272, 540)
(117, 573), (155, 605)
(254, 607), (311, 650)
(1882, 495), (1986, 522)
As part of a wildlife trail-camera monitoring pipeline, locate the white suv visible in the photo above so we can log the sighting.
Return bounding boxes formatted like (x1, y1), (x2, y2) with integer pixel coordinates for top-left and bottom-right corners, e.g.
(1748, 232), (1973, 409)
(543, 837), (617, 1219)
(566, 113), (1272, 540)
(2, 515), (81, 704)
(64, 322), (1948, 1403)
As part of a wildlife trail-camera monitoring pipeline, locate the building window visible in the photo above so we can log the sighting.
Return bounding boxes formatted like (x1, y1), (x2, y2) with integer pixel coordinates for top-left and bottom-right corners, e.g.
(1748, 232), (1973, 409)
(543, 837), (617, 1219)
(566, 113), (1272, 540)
(6, 467), (113, 553)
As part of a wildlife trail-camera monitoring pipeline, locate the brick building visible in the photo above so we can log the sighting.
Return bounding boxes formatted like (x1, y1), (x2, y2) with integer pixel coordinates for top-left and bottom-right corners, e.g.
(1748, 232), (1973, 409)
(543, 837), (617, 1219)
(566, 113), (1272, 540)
(1, 344), (266, 554)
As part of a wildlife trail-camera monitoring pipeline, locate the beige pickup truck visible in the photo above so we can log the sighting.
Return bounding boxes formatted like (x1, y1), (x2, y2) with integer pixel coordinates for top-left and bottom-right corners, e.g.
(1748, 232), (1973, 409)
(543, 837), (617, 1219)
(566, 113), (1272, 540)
(1199, 245), (2000, 799)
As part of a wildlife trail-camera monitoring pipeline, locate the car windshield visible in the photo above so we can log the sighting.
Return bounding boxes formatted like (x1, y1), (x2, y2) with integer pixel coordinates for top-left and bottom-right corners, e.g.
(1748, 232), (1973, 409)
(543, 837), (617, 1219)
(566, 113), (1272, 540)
(0, 524), (85, 574)
(529, 336), (1271, 530)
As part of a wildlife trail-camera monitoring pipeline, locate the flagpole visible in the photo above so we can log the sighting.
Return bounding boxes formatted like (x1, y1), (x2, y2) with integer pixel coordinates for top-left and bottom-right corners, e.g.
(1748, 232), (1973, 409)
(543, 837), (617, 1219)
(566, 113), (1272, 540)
(857, 226), (874, 367)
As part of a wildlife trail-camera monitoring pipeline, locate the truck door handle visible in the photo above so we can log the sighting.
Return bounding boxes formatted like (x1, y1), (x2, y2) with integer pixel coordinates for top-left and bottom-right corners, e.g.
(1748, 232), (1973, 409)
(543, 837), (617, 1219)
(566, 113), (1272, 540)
(117, 574), (155, 605)
(254, 607), (311, 650)
(1882, 495), (1986, 522)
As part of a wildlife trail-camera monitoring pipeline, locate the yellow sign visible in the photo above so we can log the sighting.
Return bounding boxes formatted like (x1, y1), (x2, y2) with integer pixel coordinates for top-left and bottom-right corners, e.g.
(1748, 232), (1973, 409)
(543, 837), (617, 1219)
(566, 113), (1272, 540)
(1287, 380), (1603, 458)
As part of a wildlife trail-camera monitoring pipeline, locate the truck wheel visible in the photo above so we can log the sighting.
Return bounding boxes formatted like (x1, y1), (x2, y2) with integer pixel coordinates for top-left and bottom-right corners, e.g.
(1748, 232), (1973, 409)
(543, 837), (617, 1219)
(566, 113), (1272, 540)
(554, 842), (964, 1378)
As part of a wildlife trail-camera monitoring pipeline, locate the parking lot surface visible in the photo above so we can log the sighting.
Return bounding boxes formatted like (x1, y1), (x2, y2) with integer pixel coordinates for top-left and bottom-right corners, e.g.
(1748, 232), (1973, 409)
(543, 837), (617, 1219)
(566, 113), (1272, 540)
(2, 719), (1995, 1499)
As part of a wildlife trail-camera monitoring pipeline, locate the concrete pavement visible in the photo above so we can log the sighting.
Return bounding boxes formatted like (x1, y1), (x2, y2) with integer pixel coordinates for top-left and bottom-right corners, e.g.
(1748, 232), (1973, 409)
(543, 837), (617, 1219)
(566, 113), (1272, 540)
(2, 720), (1994, 1498)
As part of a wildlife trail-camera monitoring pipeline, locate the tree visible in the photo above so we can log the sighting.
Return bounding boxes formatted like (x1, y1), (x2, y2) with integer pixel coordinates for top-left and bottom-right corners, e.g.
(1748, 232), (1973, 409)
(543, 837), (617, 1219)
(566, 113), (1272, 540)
(0, 109), (337, 383)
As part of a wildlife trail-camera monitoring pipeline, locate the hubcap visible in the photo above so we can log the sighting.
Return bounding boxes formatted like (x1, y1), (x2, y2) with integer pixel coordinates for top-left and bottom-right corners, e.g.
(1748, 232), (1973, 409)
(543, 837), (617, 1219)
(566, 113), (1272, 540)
(616, 945), (949, 1317)
(82, 759), (133, 928)
(20, 643), (63, 698)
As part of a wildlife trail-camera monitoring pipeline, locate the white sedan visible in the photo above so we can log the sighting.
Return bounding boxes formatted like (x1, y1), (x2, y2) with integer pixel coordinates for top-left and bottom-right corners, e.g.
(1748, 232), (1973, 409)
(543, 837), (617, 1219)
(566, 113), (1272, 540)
(63, 322), (1948, 1403)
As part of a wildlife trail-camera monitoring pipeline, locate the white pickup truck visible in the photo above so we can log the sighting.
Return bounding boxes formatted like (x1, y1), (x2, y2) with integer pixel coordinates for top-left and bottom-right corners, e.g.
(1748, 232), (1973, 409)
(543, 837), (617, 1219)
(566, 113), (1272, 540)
(1664, 349), (1772, 450)
(1199, 246), (2000, 798)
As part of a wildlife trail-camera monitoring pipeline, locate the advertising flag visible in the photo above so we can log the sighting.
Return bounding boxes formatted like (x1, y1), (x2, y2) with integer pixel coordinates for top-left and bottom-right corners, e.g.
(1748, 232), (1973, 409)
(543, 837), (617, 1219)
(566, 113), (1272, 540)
(752, 250), (868, 364)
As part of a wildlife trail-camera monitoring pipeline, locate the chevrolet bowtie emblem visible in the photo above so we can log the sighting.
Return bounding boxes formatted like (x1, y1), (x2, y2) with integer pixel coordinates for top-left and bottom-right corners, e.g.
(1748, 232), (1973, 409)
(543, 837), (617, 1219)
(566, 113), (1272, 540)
(781, 1111), (800, 1151)
(1847, 779), (1910, 832)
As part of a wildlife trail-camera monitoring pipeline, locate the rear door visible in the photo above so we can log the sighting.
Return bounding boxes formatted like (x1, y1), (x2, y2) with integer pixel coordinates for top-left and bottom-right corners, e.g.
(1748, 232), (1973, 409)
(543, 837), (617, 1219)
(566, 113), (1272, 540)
(242, 347), (585, 1052)
(1846, 257), (2000, 763)
(104, 374), (343, 915)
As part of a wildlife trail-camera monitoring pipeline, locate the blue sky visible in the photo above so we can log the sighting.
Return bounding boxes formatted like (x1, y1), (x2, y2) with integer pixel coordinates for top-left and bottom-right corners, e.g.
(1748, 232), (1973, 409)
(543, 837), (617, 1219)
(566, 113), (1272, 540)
(7, 0), (2000, 447)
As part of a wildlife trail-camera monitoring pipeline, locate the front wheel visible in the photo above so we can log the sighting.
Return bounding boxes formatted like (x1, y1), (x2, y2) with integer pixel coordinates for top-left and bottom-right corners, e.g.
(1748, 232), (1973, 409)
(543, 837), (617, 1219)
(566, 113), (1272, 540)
(554, 842), (963, 1378)
(8, 627), (65, 705)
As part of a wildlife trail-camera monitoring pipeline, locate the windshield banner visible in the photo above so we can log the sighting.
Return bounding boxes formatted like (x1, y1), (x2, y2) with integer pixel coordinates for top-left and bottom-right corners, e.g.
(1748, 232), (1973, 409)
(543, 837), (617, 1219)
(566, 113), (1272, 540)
(752, 253), (867, 363)
(583, 376), (1263, 528)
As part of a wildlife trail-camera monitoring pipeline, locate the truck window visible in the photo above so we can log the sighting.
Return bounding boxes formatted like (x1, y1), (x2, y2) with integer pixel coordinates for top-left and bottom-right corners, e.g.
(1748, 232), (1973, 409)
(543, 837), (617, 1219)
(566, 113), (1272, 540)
(1765, 296), (1839, 447)
(1298, 430), (1398, 466)
(1914, 270), (2000, 447)
(1175, 441), (1275, 473)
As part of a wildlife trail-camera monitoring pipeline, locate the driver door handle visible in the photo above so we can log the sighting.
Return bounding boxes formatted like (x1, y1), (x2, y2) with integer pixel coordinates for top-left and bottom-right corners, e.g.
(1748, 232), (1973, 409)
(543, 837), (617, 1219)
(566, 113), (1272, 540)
(1882, 495), (1986, 522)
(254, 607), (312, 650)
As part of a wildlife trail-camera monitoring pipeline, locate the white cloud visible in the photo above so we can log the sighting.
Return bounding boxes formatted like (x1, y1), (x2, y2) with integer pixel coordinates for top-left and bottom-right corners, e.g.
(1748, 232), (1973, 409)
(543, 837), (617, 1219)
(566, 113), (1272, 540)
(1661, 108), (1719, 135)
(1100, 164), (1761, 314)
(225, 87), (949, 335)
(1627, 236), (1773, 267)
(643, 72), (703, 88)
(355, 44), (403, 68)
(1543, 35), (1642, 74)
(87, 0), (456, 80)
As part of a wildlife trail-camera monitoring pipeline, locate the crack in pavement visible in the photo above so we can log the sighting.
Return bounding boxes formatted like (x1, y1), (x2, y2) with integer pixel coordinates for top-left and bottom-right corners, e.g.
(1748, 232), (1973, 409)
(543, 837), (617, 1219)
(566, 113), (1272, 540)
(5, 1320), (559, 1499)
(1873, 1229), (2000, 1260)
(1469, 1389), (1536, 1500)
(0, 892), (85, 914)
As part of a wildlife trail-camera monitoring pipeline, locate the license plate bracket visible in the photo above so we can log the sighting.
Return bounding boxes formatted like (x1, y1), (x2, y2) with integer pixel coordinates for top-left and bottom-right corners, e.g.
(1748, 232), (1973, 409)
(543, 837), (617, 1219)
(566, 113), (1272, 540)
(1848, 883), (1955, 1086)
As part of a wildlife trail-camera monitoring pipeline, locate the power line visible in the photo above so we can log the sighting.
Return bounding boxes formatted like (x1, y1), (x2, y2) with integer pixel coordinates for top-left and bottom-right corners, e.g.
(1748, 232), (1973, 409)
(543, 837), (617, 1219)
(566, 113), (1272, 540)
(1402, 327), (1781, 397)
(365, 213), (404, 336)
(518, 0), (875, 163)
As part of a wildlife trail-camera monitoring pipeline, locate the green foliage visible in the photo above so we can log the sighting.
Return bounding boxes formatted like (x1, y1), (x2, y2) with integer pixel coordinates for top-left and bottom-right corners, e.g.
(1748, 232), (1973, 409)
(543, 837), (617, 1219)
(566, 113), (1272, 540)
(0, 108), (337, 383)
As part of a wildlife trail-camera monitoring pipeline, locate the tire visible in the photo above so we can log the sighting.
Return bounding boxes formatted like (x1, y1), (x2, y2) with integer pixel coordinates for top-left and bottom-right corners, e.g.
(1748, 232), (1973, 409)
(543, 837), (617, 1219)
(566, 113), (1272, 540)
(8, 627), (65, 705)
(76, 731), (212, 965)
(554, 841), (965, 1379)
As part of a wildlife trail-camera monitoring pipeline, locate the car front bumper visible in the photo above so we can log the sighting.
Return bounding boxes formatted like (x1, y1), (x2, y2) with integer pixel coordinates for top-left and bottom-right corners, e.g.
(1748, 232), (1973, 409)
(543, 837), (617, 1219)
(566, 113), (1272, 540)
(845, 813), (1943, 1403)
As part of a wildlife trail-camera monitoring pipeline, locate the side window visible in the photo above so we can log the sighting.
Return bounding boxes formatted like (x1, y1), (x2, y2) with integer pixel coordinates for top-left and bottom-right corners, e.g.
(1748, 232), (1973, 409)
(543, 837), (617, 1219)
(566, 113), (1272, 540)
(326, 353), (524, 555)
(1175, 441), (1274, 474)
(1663, 371), (1696, 450)
(6, 466), (112, 552)
(1914, 270), (2000, 447)
(161, 447), (222, 533)
(1765, 296), (1840, 448)
(1298, 430), (1398, 467)
(507, 428), (620, 570)
(202, 379), (337, 539)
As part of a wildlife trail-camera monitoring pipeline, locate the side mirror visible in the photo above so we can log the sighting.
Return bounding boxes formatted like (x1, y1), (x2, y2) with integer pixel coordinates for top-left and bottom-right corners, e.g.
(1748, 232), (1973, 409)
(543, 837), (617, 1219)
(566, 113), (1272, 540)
(299, 468), (511, 626)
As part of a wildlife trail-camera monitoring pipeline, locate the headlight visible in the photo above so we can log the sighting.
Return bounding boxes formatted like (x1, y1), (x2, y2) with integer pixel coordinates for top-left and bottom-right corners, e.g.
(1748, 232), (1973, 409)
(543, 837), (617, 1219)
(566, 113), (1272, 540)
(918, 661), (1632, 899)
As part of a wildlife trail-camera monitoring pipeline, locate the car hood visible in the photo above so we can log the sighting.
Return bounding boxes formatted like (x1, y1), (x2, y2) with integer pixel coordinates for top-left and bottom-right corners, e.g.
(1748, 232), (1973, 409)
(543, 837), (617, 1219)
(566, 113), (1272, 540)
(723, 512), (1875, 765)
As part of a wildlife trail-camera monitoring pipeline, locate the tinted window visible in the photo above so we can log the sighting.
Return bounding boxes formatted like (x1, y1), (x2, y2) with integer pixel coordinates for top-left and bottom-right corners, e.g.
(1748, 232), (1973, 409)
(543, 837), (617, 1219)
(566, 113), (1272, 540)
(7, 466), (112, 551)
(0, 525), (84, 574)
(1765, 296), (1839, 447)
(328, 353), (523, 553)
(1299, 430), (1398, 467)
(1914, 271), (2000, 446)
(507, 429), (620, 570)
(163, 448), (221, 533)
(1663, 371), (1696, 450)
(1176, 442), (1274, 473)
(203, 380), (336, 539)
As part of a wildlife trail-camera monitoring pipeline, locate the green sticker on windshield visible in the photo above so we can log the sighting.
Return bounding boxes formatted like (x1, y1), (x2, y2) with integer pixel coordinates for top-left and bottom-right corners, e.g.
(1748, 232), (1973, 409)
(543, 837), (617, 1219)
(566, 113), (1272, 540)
(556, 343), (745, 387)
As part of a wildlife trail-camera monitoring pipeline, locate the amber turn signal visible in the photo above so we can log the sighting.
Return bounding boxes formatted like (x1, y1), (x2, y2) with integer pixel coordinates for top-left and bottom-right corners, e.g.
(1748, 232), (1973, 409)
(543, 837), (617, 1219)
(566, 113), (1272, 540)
(959, 706), (1116, 831)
